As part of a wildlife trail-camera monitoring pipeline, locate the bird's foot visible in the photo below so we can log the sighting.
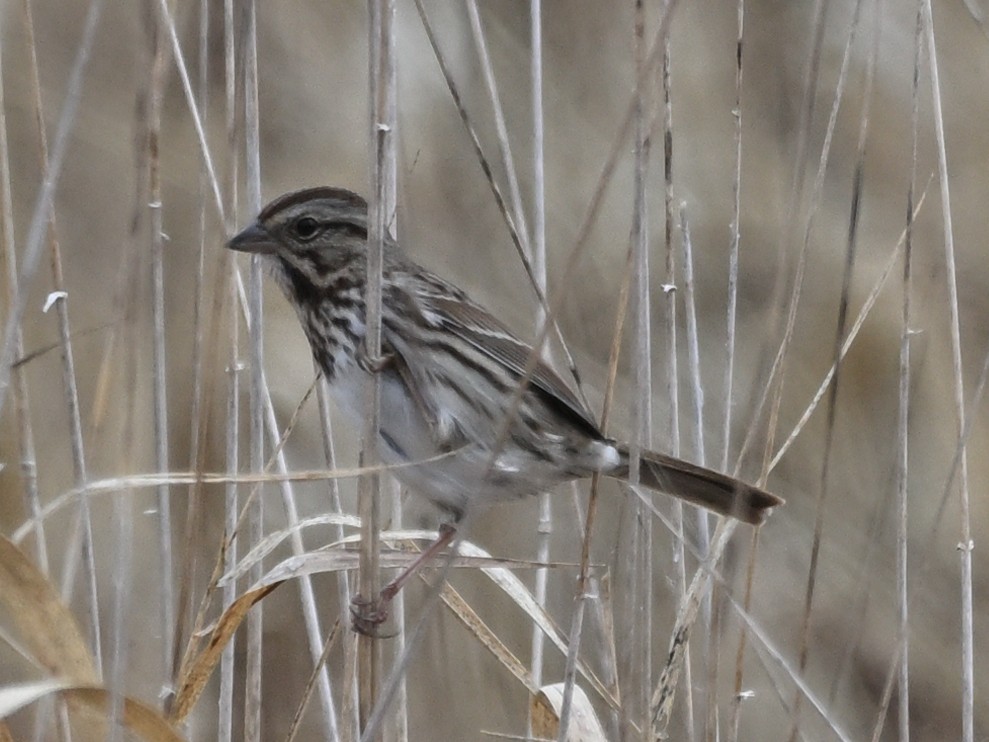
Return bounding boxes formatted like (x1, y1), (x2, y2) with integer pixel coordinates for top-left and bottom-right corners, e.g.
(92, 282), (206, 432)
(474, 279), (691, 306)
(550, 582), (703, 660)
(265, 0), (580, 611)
(356, 341), (394, 373)
(349, 593), (396, 638)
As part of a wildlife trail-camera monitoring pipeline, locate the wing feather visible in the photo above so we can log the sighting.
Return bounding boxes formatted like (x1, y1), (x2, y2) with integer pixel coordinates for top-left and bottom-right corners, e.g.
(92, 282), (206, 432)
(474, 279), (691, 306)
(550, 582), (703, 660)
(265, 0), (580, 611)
(406, 277), (602, 438)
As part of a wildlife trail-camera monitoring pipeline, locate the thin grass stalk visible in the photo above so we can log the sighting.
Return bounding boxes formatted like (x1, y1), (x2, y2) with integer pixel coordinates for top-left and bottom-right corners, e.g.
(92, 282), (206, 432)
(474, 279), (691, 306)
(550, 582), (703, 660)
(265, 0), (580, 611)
(786, 6), (868, 737)
(223, 226), (344, 733)
(386, 479), (408, 742)
(556, 578), (588, 742)
(0, 23), (45, 577)
(590, 2), (659, 738)
(721, 0), (744, 475)
(725, 39), (867, 736)
(107, 466), (136, 740)
(564, 242), (634, 742)
(659, 38), (693, 740)
(895, 28), (917, 738)
(650, 519), (737, 737)
(171, 0), (212, 699)
(722, 23), (748, 730)
(359, 551), (453, 742)
(154, 0), (224, 223)
(315, 373), (361, 737)
(870, 323), (989, 741)
(629, 479), (844, 739)
(147, 0), (233, 699)
(166, 323), (324, 707)
(740, 0), (861, 485)
(16, 0), (103, 680)
(766, 185), (929, 473)
(0, 0), (103, 417)
(108, 229), (143, 741)
(243, 2), (264, 738)
(261, 379), (341, 738)
(380, 23), (405, 730)
(747, 0), (829, 477)
(147, 13), (176, 681)
(896, 8), (923, 736)
(679, 206), (713, 740)
(218, 1), (240, 736)
(15, 0), (91, 506)
(527, 2), (551, 738)
(860, 13), (924, 742)
(758, 0), (828, 391)
(464, 0), (530, 255)
(194, 376), (341, 742)
(227, 264), (344, 735)
(220, 276), (240, 742)
(921, 3), (973, 739)
(0, 31), (58, 741)
(678, 209), (706, 469)
(559, 250), (635, 738)
(729, 0), (821, 474)
(728, 526), (759, 742)
(360, 0), (397, 731)
(731, 597), (853, 742)
(631, 1), (654, 736)
(285, 621), (343, 742)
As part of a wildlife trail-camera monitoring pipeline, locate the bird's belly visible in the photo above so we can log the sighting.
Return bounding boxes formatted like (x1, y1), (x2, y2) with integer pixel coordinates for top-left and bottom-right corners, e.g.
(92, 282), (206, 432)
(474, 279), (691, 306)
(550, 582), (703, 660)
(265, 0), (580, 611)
(329, 365), (571, 517)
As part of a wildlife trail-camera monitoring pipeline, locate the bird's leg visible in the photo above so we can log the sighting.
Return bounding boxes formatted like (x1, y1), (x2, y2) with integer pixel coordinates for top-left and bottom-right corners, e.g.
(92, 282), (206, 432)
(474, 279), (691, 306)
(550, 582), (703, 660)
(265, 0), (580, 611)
(350, 522), (458, 636)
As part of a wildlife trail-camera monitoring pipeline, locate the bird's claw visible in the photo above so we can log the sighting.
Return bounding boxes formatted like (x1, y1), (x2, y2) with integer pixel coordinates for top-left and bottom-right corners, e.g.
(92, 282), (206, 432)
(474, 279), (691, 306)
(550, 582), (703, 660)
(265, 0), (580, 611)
(349, 593), (396, 638)
(356, 342), (394, 373)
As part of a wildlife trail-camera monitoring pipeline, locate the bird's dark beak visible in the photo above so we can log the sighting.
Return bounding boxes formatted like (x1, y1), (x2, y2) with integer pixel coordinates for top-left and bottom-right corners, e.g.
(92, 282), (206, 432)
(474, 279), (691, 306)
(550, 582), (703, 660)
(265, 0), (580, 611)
(227, 222), (277, 255)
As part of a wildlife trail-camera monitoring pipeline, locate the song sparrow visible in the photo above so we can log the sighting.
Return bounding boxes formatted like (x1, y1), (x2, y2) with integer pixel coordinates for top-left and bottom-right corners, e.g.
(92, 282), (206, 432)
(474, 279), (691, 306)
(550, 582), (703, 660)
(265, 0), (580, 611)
(228, 186), (782, 629)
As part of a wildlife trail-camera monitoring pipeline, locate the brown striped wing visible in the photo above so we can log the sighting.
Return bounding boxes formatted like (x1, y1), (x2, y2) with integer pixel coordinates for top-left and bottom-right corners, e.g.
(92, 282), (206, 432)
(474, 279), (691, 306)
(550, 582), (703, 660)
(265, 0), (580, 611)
(421, 293), (602, 438)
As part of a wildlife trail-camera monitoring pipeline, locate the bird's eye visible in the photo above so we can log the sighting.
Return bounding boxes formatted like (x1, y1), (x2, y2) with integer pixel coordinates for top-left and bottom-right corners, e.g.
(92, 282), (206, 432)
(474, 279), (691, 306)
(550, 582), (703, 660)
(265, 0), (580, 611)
(293, 216), (320, 241)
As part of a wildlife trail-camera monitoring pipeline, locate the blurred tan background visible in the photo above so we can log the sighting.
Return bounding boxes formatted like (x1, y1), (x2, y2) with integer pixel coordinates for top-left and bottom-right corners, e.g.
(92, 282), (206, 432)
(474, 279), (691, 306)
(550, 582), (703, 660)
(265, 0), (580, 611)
(1, 0), (987, 739)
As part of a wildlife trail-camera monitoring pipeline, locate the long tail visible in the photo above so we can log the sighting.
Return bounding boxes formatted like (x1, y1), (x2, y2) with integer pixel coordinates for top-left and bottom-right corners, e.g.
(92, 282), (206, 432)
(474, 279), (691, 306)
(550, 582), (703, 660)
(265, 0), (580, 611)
(609, 446), (783, 525)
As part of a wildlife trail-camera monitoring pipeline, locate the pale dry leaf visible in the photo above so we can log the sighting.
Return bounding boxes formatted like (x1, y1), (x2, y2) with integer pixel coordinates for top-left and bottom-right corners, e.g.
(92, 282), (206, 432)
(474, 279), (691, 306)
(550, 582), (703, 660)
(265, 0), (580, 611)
(65, 688), (184, 742)
(0, 681), (184, 742)
(0, 536), (97, 683)
(531, 683), (607, 742)
(0, 679), (66, 717)
(170, 581), (281, 722)
(459, 540), (617, 709)
(438, 582), (534, 692)
(219, 512), (361, 585)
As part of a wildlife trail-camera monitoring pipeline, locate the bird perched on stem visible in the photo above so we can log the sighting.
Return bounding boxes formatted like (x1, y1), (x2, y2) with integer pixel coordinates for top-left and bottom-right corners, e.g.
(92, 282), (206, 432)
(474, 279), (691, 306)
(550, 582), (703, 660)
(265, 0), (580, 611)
(228, 186), (782, 632)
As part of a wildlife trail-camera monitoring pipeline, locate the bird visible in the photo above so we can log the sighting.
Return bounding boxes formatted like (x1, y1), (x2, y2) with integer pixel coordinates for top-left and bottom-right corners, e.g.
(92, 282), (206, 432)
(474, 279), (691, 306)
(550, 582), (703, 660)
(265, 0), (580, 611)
(228, 186), (782, 631)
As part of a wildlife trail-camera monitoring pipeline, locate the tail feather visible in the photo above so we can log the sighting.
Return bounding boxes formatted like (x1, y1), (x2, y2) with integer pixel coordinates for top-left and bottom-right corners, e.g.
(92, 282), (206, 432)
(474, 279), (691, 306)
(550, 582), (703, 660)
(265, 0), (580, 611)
(610, 446), (783, 525)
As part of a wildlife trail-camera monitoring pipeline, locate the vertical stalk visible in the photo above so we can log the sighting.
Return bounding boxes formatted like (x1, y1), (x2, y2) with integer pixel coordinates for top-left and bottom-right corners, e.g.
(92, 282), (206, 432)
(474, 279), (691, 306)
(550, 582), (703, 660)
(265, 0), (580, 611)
(630, 0), (654, 736)
(661, 33), (692, 742)
(360, 0), (396, 733)
(896, 6), (922, 739)
(528, 2), (550, 737)
(18, 0), (101, 678)
(218, 1), (239, 739)
(243, 2), (264, 739)
(147, 10), (175, 679)
(921, 2), (973, 738)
